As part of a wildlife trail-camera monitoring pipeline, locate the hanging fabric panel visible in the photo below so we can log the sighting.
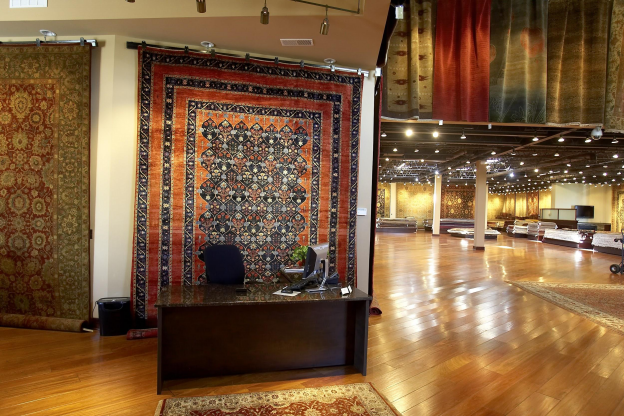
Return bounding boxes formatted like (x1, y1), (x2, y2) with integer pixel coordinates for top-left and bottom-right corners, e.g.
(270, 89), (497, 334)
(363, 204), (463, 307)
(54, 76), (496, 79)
(546, 0), (610, 125)
(432, 0), (491, 122)
(489, 0), (547, 123)
(382, 0), (436, 120)
(605, 0), (624, 133)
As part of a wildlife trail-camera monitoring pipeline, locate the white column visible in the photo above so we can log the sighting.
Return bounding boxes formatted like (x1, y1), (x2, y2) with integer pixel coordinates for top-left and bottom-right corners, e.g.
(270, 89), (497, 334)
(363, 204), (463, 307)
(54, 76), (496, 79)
(433, 174), (442, 235)
(390, 182), (397, 219)
(474, 161), (487, 250)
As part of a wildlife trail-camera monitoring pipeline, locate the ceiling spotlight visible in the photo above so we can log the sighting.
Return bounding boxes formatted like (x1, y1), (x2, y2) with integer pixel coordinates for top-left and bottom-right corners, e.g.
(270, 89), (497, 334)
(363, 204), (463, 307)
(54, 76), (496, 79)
(534, 168), (539, 172)
(393, 148), (397, 152)
(604, 172), (608, 176)
(585, 138), (592, 143)
(260, 0), (270, 24)
(435, 149), (440, 153)
(196, 0), (206, 13)
(385, 158), (389, 161)
(613, 138), (620, 144)
(460, 131), (466, 140)
(491, 151), (496, 155)
(466, 161), (470, 164)
(532, 153), (538, 156)
(558, 137), (565, 142)
(510, 172), (515, 177)
(39, 29), (57, 37)
(532, 136), (539, 142)
(381, 132), (387, 138)
(564, 170), (568, 173)
(554, 153), (560, 157)
(405, 129), (413, 137)
(414, 149), (419, 152)
(421, 159), (424, 162)
(615, 154), (620, 158)
(320, 7), (330, 35)
(433, 131), (439, 138)
(520, 161), (525, 165)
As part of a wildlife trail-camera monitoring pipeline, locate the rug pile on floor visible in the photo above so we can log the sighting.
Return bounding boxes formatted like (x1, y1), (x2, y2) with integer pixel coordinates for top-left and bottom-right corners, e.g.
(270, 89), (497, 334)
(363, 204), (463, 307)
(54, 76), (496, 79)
(155, 383), (400, 416)
(507, 281), (624, 335)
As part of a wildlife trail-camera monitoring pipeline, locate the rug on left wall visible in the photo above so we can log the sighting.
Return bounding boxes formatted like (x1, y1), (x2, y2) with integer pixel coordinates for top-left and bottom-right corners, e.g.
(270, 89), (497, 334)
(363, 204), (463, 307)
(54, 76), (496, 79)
(0, 45), (92, 331)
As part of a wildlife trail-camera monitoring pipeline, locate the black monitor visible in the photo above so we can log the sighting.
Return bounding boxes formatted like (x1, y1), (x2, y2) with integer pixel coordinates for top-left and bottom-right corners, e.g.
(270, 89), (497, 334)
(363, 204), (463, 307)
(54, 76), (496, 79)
(575, 205), (594, 219)
(303, 243), (329, 279)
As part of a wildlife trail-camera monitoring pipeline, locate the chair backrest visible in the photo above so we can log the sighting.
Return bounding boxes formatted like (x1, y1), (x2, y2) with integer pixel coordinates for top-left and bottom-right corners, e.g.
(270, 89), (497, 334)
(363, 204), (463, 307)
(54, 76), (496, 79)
(201, 245), (245, 284)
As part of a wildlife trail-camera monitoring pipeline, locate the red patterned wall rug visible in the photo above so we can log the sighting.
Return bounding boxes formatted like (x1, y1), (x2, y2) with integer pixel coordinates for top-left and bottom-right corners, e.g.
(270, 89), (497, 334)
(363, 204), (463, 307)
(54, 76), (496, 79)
(132, 47), (363, 327)
(154, 383), (400, 416)
(507, 281), (624, 335)
(0, 45), (91, 331)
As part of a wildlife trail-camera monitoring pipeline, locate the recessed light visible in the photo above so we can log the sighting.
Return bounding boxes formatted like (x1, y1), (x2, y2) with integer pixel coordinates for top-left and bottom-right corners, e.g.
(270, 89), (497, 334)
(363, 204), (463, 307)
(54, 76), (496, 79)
(200, 41), (215, 48)
(405, 129), (414, 137)
(324, 58), (336, 64)
(433, 131), (439, 138)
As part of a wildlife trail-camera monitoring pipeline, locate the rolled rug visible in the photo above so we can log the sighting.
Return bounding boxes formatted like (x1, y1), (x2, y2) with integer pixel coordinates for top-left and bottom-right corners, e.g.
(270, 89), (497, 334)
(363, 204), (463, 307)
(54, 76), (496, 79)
(0, 313), (88, 333)
(126, 328), (158, 340)
(370, 298), (382, 316)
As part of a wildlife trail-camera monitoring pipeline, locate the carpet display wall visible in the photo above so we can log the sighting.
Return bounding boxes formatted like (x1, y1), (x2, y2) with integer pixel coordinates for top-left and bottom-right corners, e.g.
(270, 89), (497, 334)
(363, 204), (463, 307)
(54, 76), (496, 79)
(396, 183), (434, 223)
(547, 0), (610, 125)
(432, 0), (491, 122)
(489, 0), (547, 123)
(382, 0), (436, 120)
(440, 185), (475, 219)
(606, 0), (624, 133)
(0, 45), (91, 331)
(131, 47), (363, 327)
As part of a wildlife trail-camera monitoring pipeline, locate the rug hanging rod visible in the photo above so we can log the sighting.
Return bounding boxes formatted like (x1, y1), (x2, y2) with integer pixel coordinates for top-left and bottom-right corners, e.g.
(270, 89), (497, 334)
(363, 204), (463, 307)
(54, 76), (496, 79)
(0, 38), (97, 47)
(126, 41), (369, 77)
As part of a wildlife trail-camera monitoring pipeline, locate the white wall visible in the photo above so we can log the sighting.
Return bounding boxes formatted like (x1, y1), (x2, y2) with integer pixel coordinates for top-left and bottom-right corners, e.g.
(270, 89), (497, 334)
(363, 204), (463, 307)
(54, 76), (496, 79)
(551, 183), (612, 223)
(1, 35), (377, 314)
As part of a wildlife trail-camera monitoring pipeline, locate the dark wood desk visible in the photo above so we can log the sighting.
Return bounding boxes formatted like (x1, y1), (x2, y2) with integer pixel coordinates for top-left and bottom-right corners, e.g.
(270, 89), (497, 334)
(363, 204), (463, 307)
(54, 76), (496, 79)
(155, 283), (371, 394)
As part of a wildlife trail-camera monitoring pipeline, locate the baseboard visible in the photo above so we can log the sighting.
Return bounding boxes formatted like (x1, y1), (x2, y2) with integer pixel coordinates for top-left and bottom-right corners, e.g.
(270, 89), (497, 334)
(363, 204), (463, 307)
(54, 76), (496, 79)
(473, 246), (485, 251)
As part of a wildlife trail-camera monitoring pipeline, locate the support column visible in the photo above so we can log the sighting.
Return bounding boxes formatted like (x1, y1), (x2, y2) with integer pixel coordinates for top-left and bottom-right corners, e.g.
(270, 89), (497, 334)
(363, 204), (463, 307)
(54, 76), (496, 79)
(474, 161), (487, 250)
(390, 182), (397, 219)
(433, 174), (442, 236)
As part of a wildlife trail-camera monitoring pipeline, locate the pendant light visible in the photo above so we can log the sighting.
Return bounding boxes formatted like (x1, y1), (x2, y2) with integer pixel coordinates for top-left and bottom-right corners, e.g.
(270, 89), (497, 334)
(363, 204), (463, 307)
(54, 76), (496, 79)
(260, 0), (270, 24)
(320, 7), (329, 35)
(196, 0), (206, 13)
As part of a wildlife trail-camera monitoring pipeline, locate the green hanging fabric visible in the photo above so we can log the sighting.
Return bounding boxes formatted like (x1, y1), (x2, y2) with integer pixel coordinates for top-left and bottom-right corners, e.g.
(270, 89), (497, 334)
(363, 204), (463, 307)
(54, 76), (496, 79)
(547, 0), (610, 125)
(382, 0), (436, 120)
(605, 0), (624, 133)
(489, 0), (547, 123)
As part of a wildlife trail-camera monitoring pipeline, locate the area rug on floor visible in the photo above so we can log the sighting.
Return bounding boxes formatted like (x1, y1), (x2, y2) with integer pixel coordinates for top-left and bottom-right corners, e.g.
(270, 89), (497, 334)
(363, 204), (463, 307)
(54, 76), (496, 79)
(154, 383), (400, 416)
(507, 281), (624, 335)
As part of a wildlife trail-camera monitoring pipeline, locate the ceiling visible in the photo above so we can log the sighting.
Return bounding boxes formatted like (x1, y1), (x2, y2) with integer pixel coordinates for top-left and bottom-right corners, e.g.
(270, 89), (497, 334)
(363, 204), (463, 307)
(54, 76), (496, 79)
(0, 0), (388, 69)
(380, 121), (624, 194)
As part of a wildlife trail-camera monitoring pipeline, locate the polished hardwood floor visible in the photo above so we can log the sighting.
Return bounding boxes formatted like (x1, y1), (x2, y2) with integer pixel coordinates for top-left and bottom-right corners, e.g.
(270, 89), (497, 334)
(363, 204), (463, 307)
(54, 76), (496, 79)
(3, 232), (624, 415)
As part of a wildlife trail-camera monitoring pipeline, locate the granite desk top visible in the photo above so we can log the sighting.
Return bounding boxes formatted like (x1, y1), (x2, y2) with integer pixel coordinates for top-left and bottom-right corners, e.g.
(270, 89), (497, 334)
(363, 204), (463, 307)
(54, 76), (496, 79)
(155, 283), (372, 308)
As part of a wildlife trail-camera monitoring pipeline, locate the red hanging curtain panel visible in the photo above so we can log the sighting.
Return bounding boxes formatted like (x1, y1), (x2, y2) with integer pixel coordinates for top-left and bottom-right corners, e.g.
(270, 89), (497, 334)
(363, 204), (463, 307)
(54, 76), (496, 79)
(433, 0), (491, 122)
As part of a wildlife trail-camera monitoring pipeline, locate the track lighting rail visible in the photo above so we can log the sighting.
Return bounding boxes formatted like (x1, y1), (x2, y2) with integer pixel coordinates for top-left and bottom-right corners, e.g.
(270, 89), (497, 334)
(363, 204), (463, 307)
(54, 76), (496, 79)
(290, 0), (361, 14)
(0, 38), (97, 47)
(126, 41), (369, 76)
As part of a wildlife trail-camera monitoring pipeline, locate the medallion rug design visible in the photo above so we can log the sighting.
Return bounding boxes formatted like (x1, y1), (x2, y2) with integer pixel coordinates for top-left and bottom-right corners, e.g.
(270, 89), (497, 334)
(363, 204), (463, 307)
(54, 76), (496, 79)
(155, 383), (400, 416)
(132, 47), (363, 327)
(507, 281), (624, 335)
(0, 45), (91, 329)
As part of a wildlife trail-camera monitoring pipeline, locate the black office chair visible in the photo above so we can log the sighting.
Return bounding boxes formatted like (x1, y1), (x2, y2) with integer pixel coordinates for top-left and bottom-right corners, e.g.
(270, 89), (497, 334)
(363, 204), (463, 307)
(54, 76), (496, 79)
(199, 245), (245, 284)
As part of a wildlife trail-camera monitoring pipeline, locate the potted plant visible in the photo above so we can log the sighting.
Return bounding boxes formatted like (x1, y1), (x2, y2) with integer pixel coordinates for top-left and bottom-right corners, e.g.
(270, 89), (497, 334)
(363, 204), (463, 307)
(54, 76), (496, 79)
(291, 246), (308, 267)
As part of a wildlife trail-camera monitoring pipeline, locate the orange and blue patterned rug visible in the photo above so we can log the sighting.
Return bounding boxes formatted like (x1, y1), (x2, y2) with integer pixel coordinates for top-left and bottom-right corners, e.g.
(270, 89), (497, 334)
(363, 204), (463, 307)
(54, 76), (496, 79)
(131, 47), (363, 327)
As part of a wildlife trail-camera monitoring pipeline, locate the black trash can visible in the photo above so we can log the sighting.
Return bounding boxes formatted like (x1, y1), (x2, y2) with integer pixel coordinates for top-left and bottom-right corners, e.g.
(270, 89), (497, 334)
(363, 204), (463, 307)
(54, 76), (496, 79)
(96, 297), (132, 336)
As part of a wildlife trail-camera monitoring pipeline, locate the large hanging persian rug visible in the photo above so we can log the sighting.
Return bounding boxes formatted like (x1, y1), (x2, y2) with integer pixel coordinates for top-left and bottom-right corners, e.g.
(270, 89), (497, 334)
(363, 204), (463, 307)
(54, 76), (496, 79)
(132, 47), (362, 327)
(546, 0), (609, 125)
(441, 186), (475, 219)
(155, 384), (400, 416)
(507, 281), (624, 336)
(432, 0), (491, 122)
(605, 0), (624, 133)
(382, 0), (437, 120)
(489, 0), (547, 123)
(0, 45), (91, 332)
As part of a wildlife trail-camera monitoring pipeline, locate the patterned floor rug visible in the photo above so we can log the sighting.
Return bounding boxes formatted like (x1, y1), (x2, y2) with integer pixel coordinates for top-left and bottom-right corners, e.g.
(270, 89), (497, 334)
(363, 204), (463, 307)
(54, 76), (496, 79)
(155, 383), (400, 416)
(507, 281), (624, 335)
